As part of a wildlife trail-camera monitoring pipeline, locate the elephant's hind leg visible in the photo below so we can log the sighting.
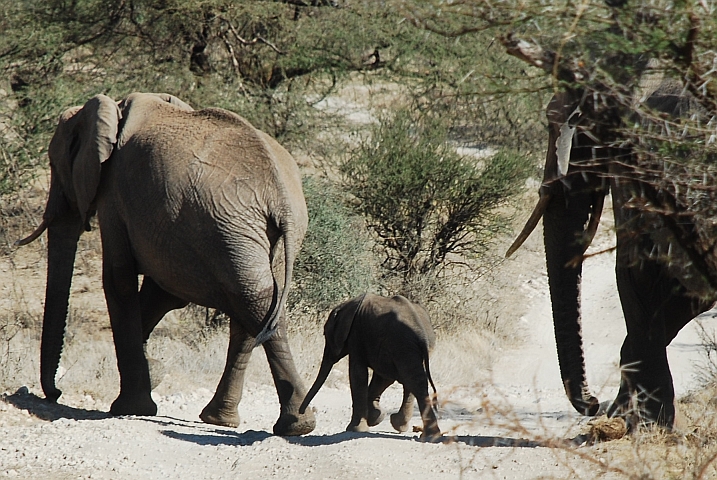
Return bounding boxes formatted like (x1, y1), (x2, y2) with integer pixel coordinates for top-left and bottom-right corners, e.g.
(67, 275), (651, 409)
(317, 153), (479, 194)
(367, 373), (394, 427)
(210, 248), (314, 435)
(263, 322), (316, 436)
(396, 367), (441, 441)
(200, 319), (252, 428)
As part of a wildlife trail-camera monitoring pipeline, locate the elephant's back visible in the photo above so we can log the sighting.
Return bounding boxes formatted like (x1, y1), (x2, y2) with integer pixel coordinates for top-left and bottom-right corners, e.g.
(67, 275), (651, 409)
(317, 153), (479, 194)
(136, 107), (275, 172)
(105, 103), (306, 307)
(119, 108), (298, 211)
(361, 294), (436, 350)
(390, 296), (436, 350)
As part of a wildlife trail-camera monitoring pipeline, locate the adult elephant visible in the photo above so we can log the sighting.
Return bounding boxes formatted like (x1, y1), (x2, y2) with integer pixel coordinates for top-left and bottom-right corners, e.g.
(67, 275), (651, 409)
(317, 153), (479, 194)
(16, 92), (315, 436)
(505, 74), (716, 428)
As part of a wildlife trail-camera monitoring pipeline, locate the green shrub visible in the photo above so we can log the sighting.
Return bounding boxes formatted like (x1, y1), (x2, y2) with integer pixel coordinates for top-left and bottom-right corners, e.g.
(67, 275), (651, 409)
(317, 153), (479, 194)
(290, 176), (376, 320)
(341, 108), (531, 295)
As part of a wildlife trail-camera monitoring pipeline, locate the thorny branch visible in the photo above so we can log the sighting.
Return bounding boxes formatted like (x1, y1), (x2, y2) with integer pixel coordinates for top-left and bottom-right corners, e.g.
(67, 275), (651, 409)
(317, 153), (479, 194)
(221, 17), (285, 55)
(497, 12), (717, 294)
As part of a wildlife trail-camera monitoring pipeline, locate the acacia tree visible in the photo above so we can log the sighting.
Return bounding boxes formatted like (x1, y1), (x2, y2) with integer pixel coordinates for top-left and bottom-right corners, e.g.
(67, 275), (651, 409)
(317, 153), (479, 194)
(1, 0), (549, 191)
(404, 0), (717, 288)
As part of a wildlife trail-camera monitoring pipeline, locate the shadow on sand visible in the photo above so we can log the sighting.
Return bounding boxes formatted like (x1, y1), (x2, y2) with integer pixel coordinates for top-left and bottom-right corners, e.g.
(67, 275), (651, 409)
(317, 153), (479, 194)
(159, 427), (408, 447)
(2, 389), (585, 449)
(158, 423), (573, 449)
(2, 388), (111, 422)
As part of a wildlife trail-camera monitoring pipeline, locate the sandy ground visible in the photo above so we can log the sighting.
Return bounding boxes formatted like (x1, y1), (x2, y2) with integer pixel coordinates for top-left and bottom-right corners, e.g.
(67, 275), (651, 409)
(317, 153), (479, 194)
(1, 195), (715, 480)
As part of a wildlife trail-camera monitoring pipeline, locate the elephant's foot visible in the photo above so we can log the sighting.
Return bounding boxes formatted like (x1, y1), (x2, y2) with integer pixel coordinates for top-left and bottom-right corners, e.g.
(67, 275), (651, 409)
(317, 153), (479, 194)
(367, 406), (385, 427)
(419, 419), (442, 442)
(346, 418), (370, 433)
(110, 392), (157, 416)
(199, 402), (240, 428)
(390, 412), (410, 433)
(273, 408), (316, 436)
(607, 389), (673, 431)
(42, 384), (62, 404)
(419, 429), (443, 443)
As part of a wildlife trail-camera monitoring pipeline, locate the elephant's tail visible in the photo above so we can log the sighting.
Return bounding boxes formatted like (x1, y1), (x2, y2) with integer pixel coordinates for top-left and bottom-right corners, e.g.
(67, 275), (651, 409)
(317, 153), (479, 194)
(254, 218), (298, 347)
(423, 344), (438, 409)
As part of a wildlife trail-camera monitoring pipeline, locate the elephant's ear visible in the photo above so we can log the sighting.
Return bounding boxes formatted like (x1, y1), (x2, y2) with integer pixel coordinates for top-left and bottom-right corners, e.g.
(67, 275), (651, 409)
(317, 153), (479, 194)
(324, 294), (366, 358)
(74, 95), (121, 223)
(324, 307), (351, 359)
(51, 94), (120, 224)
(47, 106), (83, 218)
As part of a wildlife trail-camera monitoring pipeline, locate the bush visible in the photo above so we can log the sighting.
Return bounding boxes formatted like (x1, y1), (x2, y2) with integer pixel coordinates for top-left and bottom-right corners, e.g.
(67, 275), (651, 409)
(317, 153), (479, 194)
(340, 108), (531, 295)
(290, 176), (376, 320)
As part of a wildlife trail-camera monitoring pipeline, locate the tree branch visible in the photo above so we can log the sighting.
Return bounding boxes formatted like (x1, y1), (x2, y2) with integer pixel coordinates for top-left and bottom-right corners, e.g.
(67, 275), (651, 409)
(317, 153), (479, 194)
(271, 0), (338, 6)
(498, 33), (585, 86)
(222, 17), (285, 54)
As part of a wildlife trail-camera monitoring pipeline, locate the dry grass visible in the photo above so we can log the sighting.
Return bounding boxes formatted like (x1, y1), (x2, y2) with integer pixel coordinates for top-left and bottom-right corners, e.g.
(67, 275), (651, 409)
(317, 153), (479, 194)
(431, 385), (717, 480)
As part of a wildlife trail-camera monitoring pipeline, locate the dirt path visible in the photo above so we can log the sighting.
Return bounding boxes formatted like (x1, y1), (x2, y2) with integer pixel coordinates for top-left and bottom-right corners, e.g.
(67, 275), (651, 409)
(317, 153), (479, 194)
(1, 214), (713, 480)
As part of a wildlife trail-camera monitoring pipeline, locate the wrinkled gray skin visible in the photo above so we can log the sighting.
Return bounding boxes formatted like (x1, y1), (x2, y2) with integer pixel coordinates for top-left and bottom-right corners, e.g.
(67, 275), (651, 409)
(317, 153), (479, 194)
(299, 294), (441, 441)
(507, 81), (714, 429)
(18, 92), (315, 436)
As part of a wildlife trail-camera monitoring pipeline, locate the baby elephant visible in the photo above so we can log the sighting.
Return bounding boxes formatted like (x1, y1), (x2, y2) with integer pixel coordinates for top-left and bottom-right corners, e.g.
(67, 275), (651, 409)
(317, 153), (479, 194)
(299, 293), (441, 441)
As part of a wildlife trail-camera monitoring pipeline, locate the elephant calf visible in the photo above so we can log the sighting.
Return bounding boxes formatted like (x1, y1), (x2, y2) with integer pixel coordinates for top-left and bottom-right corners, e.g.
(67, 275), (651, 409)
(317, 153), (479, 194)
(299, 293), (441, 441)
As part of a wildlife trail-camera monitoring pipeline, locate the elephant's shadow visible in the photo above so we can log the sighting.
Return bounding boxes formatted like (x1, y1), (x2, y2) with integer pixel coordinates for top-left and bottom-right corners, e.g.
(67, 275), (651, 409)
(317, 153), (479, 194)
(159, 426), (409, 447)
(1, 389), (111, 422)
(2, 389), (584, 449)
(158, 422), (562, 448)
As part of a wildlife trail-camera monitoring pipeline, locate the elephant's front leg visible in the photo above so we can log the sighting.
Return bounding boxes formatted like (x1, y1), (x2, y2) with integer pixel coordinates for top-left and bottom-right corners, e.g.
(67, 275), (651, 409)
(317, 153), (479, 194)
(263, 322), (316, 436)
(610, 334), (674, 429)
(610, 263), (702, 429)
(347, 356), (370, 433)
(200, 319), (253, 428)
(367, 373), (394, 427)
(103, 249), (156, 416)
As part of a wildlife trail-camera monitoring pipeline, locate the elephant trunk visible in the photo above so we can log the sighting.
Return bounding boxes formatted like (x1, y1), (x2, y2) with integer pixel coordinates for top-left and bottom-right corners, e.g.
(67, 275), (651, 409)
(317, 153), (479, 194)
(299, 351), (335, 414)
(40, 217), (83, 402)
(543, 188), (601, 416)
